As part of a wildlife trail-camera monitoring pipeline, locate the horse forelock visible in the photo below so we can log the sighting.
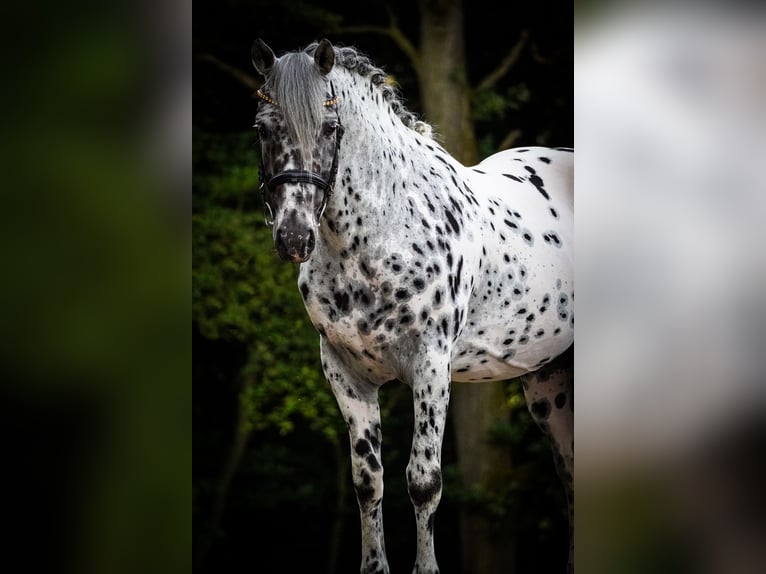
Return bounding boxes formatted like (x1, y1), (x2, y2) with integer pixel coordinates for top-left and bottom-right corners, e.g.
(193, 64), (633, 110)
(268, 52), (326, 165)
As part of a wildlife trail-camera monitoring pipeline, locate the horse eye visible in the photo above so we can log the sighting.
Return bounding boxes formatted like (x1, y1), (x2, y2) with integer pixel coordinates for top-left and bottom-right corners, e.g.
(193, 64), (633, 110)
(255, 123), (269, 139)
(323, 123), (338, 137)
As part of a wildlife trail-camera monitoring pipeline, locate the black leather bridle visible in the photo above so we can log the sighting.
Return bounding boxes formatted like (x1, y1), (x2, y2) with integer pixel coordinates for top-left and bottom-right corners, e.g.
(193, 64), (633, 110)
(256, 83), (344, 226)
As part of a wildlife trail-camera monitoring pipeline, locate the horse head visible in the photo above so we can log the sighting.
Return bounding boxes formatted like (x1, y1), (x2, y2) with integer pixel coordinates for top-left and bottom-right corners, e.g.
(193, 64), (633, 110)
(252, 38), (344, 263)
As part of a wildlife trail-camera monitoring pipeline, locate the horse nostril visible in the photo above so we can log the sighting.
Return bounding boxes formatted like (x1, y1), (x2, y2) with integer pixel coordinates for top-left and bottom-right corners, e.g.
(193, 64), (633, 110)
(275, 228), (287, 250)
(307, 230), (316, 252)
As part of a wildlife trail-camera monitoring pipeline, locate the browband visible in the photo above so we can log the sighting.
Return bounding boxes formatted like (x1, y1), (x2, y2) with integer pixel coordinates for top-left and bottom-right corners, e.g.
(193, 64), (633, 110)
(256, 89), (339, 108)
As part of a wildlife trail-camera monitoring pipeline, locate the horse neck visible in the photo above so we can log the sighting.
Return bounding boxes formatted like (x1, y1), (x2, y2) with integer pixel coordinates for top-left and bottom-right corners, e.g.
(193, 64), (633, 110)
(320, 75), (463, 249)
(336, 86), (418, 183)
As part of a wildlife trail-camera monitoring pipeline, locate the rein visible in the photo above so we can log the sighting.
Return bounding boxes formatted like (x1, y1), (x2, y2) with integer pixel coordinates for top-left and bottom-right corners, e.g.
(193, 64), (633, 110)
(256, 83), (344, 227)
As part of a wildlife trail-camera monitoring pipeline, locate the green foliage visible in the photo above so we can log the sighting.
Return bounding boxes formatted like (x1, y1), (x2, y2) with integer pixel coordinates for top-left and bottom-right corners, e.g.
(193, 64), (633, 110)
(192, 129), (261, 209)
(193, 206), (284, 341)
(473, 83), (532, 123)
(473, 82), (535, 158)
(193, 130), (343, 443)
(443, 378), (567, 539)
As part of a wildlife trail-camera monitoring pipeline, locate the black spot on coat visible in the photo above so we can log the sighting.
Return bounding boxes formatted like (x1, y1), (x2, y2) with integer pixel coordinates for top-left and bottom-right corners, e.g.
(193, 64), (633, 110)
(530, 398), (552, 420)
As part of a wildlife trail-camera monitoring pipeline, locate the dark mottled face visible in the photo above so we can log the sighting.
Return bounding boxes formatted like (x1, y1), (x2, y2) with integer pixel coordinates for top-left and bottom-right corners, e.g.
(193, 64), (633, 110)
(255, 94), (342, 263)
(252, 38), (341, 263)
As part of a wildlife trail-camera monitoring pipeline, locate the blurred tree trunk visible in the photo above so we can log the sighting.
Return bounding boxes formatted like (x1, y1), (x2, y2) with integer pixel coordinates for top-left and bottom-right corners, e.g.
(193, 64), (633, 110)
(418, 2), (514, 572)
(418, 0), (478, 166)
(451, 382), (515, 574)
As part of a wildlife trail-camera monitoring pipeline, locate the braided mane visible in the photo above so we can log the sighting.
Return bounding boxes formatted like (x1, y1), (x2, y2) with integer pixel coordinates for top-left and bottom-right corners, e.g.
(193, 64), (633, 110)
(305, 42), (434, 139)
(263, 42), (435, 168)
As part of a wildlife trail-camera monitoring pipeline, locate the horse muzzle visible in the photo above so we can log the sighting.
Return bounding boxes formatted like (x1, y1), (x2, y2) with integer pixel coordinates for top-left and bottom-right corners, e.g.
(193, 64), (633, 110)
(274, 226), (316, 263)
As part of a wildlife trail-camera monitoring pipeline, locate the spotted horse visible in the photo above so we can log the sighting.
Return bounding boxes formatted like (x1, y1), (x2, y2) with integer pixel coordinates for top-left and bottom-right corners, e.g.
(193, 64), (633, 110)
(251, 38), (574, 574)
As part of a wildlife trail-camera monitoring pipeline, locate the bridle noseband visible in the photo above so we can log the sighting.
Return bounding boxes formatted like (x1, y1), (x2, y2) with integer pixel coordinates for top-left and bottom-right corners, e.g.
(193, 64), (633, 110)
(256, 84), (344, 227)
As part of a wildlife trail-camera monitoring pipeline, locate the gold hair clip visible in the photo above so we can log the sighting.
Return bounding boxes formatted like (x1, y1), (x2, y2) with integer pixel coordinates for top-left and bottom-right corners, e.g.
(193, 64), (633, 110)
(256, 89), (278, 106)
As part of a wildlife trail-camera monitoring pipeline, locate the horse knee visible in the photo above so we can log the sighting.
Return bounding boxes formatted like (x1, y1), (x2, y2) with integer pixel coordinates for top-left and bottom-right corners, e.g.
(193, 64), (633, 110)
(354, 470), (381, 508)
(407, 466), (442, 508)
(351, 431), (384, 508)
(353, 465), (383, 510)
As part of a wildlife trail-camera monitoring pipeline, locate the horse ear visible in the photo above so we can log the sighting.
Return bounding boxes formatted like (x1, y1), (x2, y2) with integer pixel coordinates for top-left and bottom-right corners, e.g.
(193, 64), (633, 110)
(314, 38), (335, 75)
(252, 38), (275, 76)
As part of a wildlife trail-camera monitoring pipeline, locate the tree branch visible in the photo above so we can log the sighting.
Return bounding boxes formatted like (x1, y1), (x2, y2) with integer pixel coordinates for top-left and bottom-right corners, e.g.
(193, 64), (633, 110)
(475, 30), (528, 92)
(330, 8), (421, 74)
(497, 128), (523, 151)
(530, 41), (552, 65)
(197, 52), (262, 93)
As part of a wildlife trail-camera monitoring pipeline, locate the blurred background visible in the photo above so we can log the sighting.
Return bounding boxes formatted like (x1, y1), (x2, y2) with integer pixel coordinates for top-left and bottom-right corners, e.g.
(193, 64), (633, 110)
(0, 1), (189, 574)
(576, 3), (766, 573)
(193, 1), (572, 573)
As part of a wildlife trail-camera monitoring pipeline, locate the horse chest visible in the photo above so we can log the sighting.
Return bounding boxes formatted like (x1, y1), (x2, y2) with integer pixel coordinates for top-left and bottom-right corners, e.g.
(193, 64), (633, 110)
(297, 245), (477, 380)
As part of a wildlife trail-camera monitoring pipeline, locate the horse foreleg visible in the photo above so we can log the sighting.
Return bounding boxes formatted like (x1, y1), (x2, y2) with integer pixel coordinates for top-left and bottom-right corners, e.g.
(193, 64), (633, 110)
(406, 354), (451, 574)
(320, 338), (389, 574)
(522, 347), (574, 573)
